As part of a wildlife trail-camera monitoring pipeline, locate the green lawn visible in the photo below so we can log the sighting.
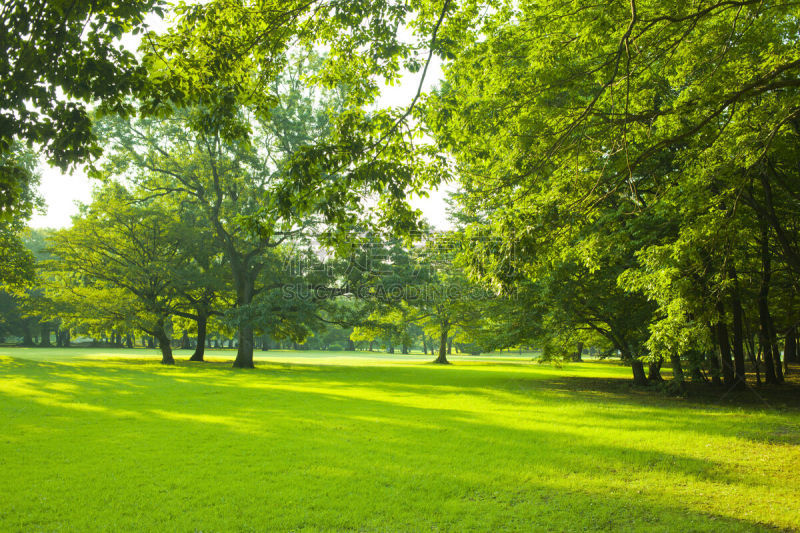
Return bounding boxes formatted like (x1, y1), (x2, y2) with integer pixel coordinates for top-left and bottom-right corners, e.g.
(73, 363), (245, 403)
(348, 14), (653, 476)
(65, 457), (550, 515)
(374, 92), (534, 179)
(1, 348), (798, 532)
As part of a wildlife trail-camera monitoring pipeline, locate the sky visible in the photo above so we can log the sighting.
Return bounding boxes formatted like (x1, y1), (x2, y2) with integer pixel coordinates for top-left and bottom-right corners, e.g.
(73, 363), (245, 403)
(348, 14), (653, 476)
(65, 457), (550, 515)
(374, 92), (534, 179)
(29, 19), (456, 231)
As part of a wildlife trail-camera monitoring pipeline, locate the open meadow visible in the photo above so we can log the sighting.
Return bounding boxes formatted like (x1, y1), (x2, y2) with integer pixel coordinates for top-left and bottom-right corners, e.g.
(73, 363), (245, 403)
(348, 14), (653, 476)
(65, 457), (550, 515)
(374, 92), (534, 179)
(1, 348), (799, 532)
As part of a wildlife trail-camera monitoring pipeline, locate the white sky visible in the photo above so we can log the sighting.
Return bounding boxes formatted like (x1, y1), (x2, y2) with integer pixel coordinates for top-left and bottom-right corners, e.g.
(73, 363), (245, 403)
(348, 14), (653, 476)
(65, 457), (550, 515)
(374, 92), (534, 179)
(29, 18), (456, 231)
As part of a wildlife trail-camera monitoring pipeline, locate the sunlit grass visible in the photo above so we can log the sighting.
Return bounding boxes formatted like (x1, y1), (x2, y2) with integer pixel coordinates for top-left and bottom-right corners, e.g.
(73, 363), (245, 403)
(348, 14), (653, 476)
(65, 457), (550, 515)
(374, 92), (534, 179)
(0, 348), (798, 531)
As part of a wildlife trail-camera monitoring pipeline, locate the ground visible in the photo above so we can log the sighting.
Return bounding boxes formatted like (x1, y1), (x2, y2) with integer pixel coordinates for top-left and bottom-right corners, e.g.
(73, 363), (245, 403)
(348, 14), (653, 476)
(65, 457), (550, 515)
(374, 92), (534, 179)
(1, 348), (798, 532)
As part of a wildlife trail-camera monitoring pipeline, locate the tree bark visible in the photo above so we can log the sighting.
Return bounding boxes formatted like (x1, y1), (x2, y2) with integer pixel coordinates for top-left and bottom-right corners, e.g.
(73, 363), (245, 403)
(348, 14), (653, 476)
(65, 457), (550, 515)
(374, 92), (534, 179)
(631, 359), (647, 386)
(422, 333), (428, 355)
(38, 324), (51, 347)
(758, 217), (779, 384)
(447, 337), (453, 355)
(190, 314), (207, 361)
(346, 338), (355, 351)
(401, 342), (408, 355)
(730, 278), (747, 386)
(433, 322), (450, 364)
(573, 342), (584, 362)
(233, 325), (255, 368)
(715, 304), (736, 387)
(785, 327), (797, 374)
(21, 322), (34, 346)
(647, 357), (663, 382)
(154, 327), (174, 365)
(670, 354), (685, 388)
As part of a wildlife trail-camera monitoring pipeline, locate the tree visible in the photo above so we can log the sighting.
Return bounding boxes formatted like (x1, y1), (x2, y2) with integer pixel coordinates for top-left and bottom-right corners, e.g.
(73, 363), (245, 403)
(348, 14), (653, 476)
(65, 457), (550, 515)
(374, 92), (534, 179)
(428, 0), (800, 387)
(0, 1), (163, 212)
(47, 184), (185, 364)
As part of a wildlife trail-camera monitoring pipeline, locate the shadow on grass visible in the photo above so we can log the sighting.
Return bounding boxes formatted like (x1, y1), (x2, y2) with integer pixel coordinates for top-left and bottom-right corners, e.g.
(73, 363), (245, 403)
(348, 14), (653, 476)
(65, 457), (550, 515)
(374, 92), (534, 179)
(0, 355), (796, 531)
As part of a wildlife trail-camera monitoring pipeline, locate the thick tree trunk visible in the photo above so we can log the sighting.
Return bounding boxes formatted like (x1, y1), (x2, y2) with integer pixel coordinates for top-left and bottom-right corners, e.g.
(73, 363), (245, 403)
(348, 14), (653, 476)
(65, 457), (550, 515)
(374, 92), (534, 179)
(647, 357), (663, 382)
(346, 338), (355, 351)
(433, 323), (449, 364)
(21, 322), (34, 346)
(62, 329), (70, 347)
(447, 337), (452, 355)
(39, 324), (51, 347)
(730, 282), (747, 387)
(401, 343), (408, 355)
(55, 325), (62, 347)
(190, 314), (207, 362)
(631, 359), (647, 386)
(233, 324), (255, 368)
(422, 333), (428, 355)
(154, 328), (174, 365)
(387, 342), (394, 354)
(125, 334), (133, 348)
(715, 305), (736, 387)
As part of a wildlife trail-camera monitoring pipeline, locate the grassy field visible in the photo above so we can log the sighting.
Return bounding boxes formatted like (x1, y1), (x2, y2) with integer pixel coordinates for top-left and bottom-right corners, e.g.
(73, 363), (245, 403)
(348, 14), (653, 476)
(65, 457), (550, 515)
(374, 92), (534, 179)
(1, 348), (798, 532)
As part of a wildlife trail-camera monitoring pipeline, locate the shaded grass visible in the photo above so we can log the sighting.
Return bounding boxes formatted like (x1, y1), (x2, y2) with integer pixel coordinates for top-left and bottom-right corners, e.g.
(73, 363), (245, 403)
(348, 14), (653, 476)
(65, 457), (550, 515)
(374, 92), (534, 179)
(0, 348), (798, 531)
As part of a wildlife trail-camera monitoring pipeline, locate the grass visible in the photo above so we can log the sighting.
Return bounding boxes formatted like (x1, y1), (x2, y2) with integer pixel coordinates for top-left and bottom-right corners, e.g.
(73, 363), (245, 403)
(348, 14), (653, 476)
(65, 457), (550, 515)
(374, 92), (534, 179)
(1, 348), (799, 532)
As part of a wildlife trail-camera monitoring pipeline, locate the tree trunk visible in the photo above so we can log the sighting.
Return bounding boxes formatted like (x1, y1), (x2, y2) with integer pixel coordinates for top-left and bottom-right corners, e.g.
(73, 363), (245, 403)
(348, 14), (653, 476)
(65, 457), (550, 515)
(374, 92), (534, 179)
(233, 324), (255, 368)
(631, 359), (647, 386)
(422, 333), (428, 355)
(785, 327), (797, 375)
(62, 329), (71, 347)
(573, 342), (584, 362)
(707, 326), (723, 386)
(38, 324), (50, 347)
(401, 342), (408, 355)
(346, 338), (355, 351)
(447, 337), (453, 355)
(670, 354), (685, 388)
(758, 218), (779, 384)
(433, 322), (449, 364)
(387, 342), (394, 354)
(730, 279), (747, 387)
(125, 334), (133, 348)
(715, 304), (736, 387)
(190, 314), (207, 362)
(55, 325), (62, 347)
(21, 322), (34, 346)
(368, 340), (374, 352)
(769, 315), (784, 383)
(647, 357), (663, 382)
(154, 327), (174, 365)
(180, 329), (191, 350)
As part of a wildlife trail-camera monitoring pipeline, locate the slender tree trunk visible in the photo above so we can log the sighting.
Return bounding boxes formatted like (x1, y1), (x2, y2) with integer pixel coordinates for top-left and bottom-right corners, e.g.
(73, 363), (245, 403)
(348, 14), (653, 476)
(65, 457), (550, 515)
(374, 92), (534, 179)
(433, 322), (449, 364)
(715, 304), (735, 387)
(368, 340), (374, 352)
(573, 342), (584, 362)
(190, 314), (207, 362)
(422, 333), (428, 355)
(769, 315), (784, 383)
(180, 329), (191, 350)
(670, 354), (685, 389)
(758, 218), (779, 384)
(447, 337), (453, 355)
(730, 279), (747, 387)
(784, 327), (797, 375)
(55, 325), (62, 347)
(62, 329), (70, 347)
(707, 326), (723, 386)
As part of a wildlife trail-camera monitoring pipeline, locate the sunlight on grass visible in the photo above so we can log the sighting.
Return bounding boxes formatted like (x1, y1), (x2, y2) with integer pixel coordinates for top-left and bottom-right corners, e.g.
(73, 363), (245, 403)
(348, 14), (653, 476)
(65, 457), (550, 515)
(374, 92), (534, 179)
(0, 348), (798, 531)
